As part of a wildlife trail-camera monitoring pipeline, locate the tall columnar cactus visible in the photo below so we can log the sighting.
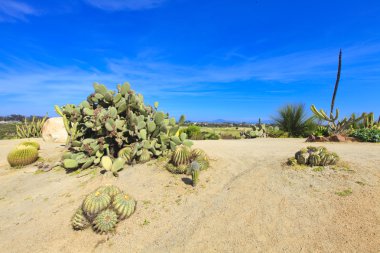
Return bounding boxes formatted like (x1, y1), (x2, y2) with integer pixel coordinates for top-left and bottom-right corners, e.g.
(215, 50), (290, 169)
(310, 50), (365, 135)
(190, 161), (200, 187)
(56, 82), (193, 174)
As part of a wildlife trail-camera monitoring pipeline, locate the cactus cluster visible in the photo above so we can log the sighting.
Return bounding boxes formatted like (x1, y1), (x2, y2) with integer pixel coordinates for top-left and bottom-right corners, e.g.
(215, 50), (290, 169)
(288, 146), (339, 167)
(166, 146), (209, 174)
(71, 185), (136, 234)
(241, 124), (279, 138)
(55, 82), (193, 174)
(7, 141), (40, 167)
(16, 116), (48, 139)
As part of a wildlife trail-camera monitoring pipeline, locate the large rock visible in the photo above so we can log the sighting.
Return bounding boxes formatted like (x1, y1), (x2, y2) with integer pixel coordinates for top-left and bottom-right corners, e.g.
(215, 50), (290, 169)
(42, 117), (68, 143)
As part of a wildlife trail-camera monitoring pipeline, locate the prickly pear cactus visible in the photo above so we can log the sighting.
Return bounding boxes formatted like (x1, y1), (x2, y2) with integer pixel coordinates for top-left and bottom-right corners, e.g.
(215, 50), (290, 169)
(56, 82), (193, 174)
(92, 209), (118, 234)
(82, 191), (111, 216)
(112, 193), (136, 220)
(71, 207), (90, 230)
(7, 145), (39, 167)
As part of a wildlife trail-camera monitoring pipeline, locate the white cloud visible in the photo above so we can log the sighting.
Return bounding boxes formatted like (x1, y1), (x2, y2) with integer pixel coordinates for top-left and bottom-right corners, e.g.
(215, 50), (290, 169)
(84, 0), (166, 11)
(0, 1), (38, 22)
(1, 44), (380, 116)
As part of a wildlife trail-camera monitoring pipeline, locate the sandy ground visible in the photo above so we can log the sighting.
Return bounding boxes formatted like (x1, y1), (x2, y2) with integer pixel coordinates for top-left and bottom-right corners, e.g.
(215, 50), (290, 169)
(0, 138), (379, 253)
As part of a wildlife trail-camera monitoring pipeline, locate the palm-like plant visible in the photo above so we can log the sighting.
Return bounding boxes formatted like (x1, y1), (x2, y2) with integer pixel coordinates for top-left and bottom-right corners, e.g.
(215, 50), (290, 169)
(272, 104), (316, 137)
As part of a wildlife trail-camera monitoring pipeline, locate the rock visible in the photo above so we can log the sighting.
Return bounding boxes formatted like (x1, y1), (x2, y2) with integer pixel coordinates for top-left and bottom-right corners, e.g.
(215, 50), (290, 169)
(42, 117), (68, 143)
(306, 135), (316, 142)
(316, 136), (329, 142)
(329, 134), (346, 142)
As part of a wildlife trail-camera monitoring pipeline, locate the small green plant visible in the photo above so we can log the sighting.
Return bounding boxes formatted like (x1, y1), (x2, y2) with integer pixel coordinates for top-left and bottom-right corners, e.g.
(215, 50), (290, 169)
(7, 145), (39, 167)
(16, 116), (47, 138)
(335, 189), (352, 197)
(312, 126), (329, 137)
(71, 185), (136, 234)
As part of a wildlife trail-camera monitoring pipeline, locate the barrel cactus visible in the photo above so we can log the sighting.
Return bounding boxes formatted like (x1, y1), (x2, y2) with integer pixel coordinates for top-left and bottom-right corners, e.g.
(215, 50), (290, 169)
(308, 153), (321, 166)
(295, 148), (309, 165)
(20, 141), (40, 150)
(71, 207), (90, 230)
(97, 185), (122, 199)
(171, 145), (191, 166)
(82, 191), (111, 216)
(92, 209), (118, 234)
(112, 193), (136, 220)
(289, 146), (340, 168)
(7, 145), (39, 167)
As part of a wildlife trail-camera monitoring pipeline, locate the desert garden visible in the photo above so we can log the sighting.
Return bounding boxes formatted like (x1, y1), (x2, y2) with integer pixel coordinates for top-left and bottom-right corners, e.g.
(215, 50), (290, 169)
(0, 74), (379, 252)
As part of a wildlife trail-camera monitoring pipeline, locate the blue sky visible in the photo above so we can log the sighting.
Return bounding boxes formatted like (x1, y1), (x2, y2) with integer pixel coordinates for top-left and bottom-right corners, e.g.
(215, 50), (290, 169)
(0, 0), (379, 122)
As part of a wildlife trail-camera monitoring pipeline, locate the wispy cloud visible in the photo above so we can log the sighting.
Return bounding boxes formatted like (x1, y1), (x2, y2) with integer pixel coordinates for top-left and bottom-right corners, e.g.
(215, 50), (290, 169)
(84, 0), (166, 11)
(0, 1), (38, 22)
(1, 44), (380, 115)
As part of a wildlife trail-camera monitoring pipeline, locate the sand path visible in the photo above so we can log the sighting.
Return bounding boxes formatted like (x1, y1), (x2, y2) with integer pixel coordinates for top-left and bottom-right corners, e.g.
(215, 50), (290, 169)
(0, 138), (379, 252)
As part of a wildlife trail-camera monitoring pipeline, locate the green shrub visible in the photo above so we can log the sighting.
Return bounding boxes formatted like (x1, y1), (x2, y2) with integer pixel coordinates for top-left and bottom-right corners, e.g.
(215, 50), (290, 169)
(0, 123), (18, 140)
(183, 125), (203, 140)
(203, 132), (220, 140)
(350, 128), (380, 142)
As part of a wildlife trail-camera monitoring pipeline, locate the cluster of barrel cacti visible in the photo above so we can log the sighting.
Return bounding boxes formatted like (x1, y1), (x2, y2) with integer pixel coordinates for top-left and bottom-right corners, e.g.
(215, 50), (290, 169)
(165, 145), (209, 176)
(287, 146), (339, 167)
(55, 82), (193, 173)
(71, 185), (136, 234)
(241, 124), (279, 138)
(7, 141), (40, 167)
(16, 116), (47, 138)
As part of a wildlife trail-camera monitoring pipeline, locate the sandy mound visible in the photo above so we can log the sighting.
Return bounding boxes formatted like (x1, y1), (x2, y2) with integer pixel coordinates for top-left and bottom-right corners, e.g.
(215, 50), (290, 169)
(0, 138), (379, 253)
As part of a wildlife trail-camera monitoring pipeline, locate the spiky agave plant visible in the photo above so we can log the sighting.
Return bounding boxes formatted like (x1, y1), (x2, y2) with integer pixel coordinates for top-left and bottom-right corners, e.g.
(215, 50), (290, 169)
(112, 193), (136, 220)
(92, 209), (118, 234)
(7, 145), (39, 167)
